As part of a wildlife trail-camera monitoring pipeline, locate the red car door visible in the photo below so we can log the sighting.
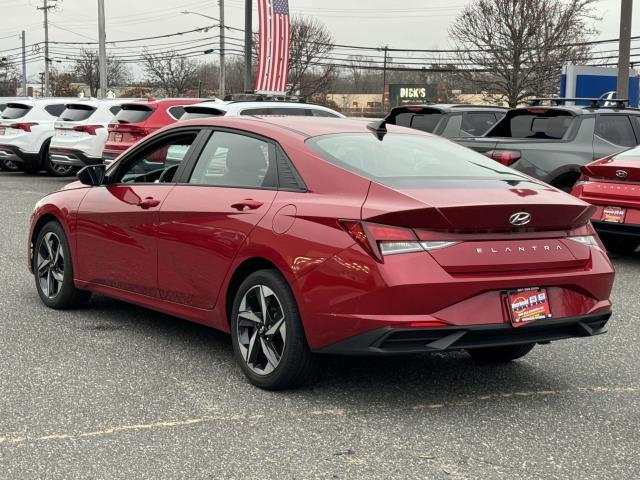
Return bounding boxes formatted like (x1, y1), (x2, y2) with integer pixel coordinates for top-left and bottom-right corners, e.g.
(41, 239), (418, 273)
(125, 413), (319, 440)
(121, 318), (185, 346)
(157, 130), (278, 309)
(75, 130), (200, 297)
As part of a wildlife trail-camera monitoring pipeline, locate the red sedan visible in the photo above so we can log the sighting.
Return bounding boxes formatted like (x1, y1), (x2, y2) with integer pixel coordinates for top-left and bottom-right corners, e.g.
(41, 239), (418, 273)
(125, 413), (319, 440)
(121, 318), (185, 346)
(571, 145), (640, 254)
(29, 117), (614, 389)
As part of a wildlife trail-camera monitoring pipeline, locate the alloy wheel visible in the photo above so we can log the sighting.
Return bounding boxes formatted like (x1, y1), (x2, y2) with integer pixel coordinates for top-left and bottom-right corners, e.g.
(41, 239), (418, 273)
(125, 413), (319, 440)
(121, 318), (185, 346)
(236, 285), (287, 376)
(52, 164), (74, 176)
(37, 232), (65, 299)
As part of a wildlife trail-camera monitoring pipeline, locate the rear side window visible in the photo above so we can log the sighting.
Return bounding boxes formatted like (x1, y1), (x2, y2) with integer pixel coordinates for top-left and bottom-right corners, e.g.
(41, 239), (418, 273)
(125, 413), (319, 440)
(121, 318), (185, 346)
(393, 112), (443, 133)
(114, 105), (154, 124)
(595, 115), (637, 147)
(181, 107), (225, 120)
(109, 106), (122, 116)
(240, 107), (308, 116)
(44, 104), (66, 118)
(60, 105), (96, 122)
(167, 106), (186, 120)
(461, 112), (498, 136)
(1, 104), (31, 119)
(488, 109), (573, 139)
(307, 133), (520, 186)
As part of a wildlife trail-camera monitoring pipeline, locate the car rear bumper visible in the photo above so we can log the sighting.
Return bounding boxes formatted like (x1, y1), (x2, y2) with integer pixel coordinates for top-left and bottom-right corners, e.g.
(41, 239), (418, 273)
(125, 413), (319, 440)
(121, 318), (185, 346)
(315, 311), (611, 355)
(50, 148), (103, 167)
(591, 220), (640, 238)
(0, 144), (40, 167)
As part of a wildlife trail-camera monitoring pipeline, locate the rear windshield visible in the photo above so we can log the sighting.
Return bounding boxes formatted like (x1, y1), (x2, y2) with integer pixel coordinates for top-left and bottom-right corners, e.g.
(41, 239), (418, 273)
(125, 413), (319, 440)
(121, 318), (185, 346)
(181, 107), (225, 120)
(307, 133), (522, 186)
(113, 105), (154, 124)
(60, 104), (96, 121)
(393, 111), (443, 133)
(1, 103), (31, 120)
(487, 109), (574, 139)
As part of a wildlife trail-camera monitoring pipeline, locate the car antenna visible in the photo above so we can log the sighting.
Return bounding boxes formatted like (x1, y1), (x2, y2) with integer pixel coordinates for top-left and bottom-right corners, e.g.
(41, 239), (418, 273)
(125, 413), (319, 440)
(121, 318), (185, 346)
(367, 119), (387, 141)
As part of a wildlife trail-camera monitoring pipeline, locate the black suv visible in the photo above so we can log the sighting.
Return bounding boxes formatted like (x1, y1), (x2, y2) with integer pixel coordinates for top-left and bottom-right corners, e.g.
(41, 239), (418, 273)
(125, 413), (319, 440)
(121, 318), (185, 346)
(384, 104), (507, 138)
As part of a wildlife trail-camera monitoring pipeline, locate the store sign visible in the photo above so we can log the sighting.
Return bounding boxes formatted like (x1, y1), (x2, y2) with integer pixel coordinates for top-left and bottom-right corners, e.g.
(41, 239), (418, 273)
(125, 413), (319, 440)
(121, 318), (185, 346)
(399, 87), (427, 99)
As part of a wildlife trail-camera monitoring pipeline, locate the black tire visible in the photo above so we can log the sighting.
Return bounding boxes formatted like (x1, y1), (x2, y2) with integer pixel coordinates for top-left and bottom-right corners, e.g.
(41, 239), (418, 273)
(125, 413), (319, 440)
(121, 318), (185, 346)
(33, 221), (91, 309)
(467, 343), (535, 363)
(601, 235), (639, 255)
(0, 159), (20, 172)
(42, 141), (75, 177)
(230, 269), (319, 390)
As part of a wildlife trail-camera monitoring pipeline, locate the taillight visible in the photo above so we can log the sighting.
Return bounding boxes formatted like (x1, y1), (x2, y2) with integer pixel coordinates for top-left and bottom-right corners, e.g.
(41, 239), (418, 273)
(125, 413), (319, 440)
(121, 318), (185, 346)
(573, 174), (591, 187)
(109, 124), (149, 136)
(73, 125), (103, 135)
(339, 221), (458, 261)
(10, 122), (38, 132)
(483, 149), (521, 166)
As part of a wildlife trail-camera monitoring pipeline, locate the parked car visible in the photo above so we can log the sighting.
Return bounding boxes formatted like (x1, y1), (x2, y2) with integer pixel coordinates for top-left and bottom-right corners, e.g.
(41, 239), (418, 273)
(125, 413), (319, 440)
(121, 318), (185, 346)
(455, 98), (640, 191)
(180, 99), (345, 121)
(30, 117), (614, 389)
(102, 98), (202, 164)
(384, 104), (506, 137)
(0, 97), (79, 176)
(571, 145), (640, 254)
(0, 97), (25, 172)
(49, 98), (143, 170)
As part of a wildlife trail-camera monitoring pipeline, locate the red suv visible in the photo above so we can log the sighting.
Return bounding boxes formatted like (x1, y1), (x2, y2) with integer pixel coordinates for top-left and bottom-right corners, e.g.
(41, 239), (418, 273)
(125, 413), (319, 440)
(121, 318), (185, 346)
(102, 98), (201, 164)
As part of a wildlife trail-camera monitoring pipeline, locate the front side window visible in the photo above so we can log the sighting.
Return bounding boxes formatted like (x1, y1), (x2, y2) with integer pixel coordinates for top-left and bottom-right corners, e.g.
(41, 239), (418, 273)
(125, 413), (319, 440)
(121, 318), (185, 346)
(188, 131), (276, 188)
(595, 115), (637, 147)
(117, 132), (198, 184)
(307, 132), (524, 187)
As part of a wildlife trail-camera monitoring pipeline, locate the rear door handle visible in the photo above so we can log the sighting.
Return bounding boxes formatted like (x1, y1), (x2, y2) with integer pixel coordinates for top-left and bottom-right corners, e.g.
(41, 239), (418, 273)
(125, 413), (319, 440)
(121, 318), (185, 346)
(137, 197), (161, 209)
(231, 199), (264, 211)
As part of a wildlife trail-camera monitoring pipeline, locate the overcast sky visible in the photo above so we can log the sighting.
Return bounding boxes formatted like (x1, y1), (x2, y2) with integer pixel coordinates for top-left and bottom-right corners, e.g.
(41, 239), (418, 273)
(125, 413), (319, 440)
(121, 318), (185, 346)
(0, 0), (636, 80)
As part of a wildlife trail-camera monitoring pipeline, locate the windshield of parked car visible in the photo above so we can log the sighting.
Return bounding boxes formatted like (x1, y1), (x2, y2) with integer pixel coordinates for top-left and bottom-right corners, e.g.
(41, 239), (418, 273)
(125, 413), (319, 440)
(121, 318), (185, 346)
(1, 103), (31, 119)
(60, 104), (96, 121)
(487, 109), (574, 139)
(307, 132), (528, 185)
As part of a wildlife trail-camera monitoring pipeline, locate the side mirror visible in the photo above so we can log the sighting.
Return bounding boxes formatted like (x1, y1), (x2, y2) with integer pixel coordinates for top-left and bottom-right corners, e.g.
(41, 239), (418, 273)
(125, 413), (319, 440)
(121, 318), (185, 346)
(77, 164), (106, 186)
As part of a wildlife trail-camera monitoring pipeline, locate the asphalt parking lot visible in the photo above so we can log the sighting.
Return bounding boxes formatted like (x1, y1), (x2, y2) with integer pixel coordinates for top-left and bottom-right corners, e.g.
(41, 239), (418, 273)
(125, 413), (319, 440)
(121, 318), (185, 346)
(0, 172), (639, 480)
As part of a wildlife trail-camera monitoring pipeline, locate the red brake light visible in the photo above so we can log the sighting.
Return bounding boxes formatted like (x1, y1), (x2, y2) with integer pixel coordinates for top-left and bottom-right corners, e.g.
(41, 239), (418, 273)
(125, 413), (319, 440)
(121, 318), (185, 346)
(10, 122), (38, 132)
(73, 125), (103, 135)
(483, 149), (521, 166)
(406, 107), (425, 112)
(527, 109), (548, 114)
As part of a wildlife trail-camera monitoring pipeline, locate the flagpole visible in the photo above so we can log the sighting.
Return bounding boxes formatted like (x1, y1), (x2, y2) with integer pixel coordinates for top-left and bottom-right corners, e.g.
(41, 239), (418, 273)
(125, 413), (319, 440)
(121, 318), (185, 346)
(244, 0), (252, 92)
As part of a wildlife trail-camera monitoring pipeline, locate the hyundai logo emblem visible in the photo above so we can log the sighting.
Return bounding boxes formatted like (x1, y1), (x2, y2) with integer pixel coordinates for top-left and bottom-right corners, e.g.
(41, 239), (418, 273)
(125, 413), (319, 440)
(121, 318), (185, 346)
(509, 212), (531, 226)
(616, 170), (628, 179)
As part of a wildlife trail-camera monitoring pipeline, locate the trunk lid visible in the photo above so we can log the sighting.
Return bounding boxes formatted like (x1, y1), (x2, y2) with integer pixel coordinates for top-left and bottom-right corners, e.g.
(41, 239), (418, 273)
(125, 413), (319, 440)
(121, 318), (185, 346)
(362, 180), (595, 232)
(582, 157), (640, 183)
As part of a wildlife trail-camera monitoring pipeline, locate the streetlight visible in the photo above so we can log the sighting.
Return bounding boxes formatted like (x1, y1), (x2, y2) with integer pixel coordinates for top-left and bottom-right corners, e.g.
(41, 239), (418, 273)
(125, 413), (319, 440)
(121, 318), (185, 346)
(182, 8), (225, 97)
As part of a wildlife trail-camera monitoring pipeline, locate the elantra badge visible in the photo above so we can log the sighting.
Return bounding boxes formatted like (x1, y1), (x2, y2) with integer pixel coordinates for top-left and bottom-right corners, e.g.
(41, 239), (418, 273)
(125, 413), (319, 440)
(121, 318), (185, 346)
(616, 170), (628, 179)
(509, 212), (531, 226)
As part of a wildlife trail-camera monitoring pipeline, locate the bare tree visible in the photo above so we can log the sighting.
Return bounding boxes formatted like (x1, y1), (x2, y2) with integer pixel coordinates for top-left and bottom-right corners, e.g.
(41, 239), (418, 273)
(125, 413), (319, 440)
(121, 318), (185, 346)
(270, 16), (335, 98)
(0, 57), (19, 96)
(142, 50), (199, 97)
(449, 0), (598, 107)
(49, 68), (80, 97)
(74, 49), (130, 96)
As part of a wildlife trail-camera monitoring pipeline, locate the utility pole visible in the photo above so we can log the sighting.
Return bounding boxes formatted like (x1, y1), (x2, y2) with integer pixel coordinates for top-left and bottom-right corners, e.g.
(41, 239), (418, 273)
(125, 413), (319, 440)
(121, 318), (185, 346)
(21, 31), (27, 97)
(616, 0), (633, 101)
(381, 46), (388, 113)
(98, 0), (107, 98)
(244, 0), (252, 92)
(36, 0), (55, 96)
(219, 0), (225, 97)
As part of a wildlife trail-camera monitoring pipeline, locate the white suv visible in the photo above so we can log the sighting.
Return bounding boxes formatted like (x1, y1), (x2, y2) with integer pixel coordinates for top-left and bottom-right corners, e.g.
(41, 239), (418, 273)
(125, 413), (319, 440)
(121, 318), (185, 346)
(50, 98), (140, 170)
(0, 97), (79, 176)
(180, 100), (344, 121)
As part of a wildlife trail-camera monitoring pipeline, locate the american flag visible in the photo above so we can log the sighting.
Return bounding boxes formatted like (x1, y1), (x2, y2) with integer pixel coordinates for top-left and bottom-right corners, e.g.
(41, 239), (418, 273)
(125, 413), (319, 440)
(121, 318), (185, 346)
(255, 0), (291, 93)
